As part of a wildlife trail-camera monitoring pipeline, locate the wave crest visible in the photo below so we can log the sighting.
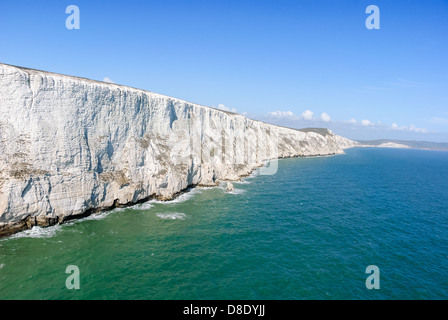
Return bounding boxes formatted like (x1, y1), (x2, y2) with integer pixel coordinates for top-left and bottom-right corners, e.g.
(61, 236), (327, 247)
(8, 225), (61, 239)
(156, 212), (187, 220)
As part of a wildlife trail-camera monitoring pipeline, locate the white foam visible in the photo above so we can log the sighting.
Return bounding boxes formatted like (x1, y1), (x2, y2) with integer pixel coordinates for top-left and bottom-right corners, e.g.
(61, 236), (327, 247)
(8, 225), (61, 240)
(0, 263), (5, 269)
(226, 188), (246, 195)
(131, 202), (154, 211)
(78, 202), (153, 219)
(156, 212), (187, 220)
(218, 181), (247, 195)
(196, 186), (215, 190)
(81, 210), (114, 221)
(66, 208), (123, 225)
(246, 168), (261, 179)
(151, 188), (199, 204)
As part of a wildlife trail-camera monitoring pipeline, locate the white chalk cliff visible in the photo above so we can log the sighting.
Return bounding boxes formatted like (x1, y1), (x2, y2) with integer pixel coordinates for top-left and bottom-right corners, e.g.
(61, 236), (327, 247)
(0, 63), (358, 236)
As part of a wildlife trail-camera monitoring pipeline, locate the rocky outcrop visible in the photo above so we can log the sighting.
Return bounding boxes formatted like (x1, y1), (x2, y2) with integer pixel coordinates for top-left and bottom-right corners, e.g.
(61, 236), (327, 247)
(226, 182), (235, 192)
(0, 63), (359, 236)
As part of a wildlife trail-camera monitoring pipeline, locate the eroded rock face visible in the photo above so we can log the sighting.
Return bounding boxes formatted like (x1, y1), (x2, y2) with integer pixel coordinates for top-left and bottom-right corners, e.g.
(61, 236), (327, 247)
(0, 63), (359, 236)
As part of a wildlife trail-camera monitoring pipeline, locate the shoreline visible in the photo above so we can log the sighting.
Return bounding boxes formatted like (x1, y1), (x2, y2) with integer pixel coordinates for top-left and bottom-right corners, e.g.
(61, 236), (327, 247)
(0, 151), (344, 239)
(6, 146), (439, 239)
(0, 63), (357, 239)
(11, 145), (445, 240)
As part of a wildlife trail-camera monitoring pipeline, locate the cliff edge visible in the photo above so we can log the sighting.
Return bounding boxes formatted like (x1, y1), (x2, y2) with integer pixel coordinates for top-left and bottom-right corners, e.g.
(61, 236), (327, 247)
(0, 63), (358, 236)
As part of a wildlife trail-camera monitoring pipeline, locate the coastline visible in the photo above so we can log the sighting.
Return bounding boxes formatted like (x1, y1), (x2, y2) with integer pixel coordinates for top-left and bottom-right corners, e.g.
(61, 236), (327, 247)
(0, 63), (357, 238)
(2, 144), (447, 300)
(0, 151), (345, 239)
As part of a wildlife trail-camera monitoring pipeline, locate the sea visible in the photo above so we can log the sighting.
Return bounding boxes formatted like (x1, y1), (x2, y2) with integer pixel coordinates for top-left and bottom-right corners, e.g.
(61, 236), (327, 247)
(0, 147), (447, 300)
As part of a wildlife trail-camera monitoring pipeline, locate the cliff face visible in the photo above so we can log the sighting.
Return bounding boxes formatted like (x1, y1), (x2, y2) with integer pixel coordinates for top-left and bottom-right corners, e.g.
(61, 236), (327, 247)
(0, 63), (358, 236)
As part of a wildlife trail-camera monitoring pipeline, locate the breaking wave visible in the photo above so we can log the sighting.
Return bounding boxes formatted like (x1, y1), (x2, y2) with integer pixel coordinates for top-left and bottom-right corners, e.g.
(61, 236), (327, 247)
(226, 189), (246, 195)
(150, 188), (200, 205)
(131, 202), (154, 211)
(156, 212), (187, 220)
(7, 225), (62, 240)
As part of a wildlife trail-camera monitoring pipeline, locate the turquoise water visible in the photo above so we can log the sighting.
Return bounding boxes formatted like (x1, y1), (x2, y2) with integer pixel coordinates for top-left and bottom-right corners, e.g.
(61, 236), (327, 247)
(0, 148), (447, 300)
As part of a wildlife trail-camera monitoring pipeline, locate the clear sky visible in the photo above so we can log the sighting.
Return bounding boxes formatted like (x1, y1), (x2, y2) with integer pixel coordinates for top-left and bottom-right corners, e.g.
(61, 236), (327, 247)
(1, 0), (447, 141)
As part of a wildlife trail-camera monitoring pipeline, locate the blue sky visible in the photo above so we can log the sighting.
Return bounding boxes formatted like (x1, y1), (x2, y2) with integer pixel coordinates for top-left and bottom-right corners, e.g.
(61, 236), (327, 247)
(1, 0), (447, 141)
